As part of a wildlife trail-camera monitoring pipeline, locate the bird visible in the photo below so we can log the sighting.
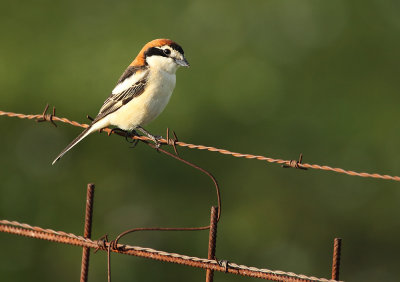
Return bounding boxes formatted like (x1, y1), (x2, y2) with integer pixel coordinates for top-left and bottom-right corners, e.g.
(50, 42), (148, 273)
(52, 38), (189, 165)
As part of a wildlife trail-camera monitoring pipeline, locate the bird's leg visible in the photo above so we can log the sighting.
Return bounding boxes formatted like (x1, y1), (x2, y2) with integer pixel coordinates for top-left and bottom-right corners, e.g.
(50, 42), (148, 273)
(137, 126), (162, 148)
(108, 128), (139, 145)
(108, 127), (128, 136)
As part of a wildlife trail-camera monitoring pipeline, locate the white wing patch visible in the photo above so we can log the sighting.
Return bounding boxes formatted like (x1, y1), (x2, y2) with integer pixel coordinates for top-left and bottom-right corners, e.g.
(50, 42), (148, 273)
(112, 70), (148, 94)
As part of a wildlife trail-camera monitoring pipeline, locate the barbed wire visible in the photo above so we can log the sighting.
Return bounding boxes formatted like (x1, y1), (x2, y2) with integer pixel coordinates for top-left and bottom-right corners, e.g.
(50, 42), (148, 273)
(0, 219), (341, 282)
(1, 106), (399, 182)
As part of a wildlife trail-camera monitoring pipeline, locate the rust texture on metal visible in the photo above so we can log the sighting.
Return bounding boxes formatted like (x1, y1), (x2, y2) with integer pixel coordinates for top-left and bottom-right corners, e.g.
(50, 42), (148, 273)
(80, 183), (95, 282)
(0, 220), (341, 282)
(206, 206), (219, 282)
(331, 238), (342, 280)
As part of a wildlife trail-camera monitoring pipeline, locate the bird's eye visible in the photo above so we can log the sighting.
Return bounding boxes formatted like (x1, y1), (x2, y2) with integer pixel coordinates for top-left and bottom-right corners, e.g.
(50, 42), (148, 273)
(163, 49), (171, 55)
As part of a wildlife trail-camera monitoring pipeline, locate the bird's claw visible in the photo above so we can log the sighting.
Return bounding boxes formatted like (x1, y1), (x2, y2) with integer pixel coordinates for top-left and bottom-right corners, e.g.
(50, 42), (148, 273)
(127, 130), (140, 148)
(150, 135), (162, 148)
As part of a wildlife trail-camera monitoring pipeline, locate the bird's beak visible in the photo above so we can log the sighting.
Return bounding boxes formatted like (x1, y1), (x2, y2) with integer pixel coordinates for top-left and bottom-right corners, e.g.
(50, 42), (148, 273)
(175, 57), (190, 67)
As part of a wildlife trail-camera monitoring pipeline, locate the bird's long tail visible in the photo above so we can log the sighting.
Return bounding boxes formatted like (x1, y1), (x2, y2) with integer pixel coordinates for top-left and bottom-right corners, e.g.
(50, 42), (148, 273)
(52, 126), (94, 165)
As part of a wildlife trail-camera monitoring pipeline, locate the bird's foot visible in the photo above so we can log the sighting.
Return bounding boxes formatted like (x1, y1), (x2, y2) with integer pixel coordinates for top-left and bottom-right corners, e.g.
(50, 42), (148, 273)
(127, 130), (140, 148)
(137, 126), (163, 148)
(108, 128), (140, 147)
(150, 135), (163, 149)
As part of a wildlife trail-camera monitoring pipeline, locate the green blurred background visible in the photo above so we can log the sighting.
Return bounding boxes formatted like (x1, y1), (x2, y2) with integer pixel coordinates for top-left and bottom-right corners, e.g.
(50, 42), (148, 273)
(1, 0), (400, 281)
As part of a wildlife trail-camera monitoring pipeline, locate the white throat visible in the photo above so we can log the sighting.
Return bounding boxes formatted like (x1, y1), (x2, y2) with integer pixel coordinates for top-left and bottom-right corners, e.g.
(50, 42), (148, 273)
(146, 56), (179, 74)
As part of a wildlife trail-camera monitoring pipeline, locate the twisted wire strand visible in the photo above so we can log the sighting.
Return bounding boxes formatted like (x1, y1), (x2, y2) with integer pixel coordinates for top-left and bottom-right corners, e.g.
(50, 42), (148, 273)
(0, 219), (93, 243)
(0, 219), (340, 282)
(1, 109), (399, 182)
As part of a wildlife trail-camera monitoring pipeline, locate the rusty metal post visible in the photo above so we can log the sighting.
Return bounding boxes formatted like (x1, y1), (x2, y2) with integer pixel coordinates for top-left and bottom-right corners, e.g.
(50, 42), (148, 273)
(206, 206), (218, 282)
(80, 183), (95, 282)
(331, 238), (342, 280)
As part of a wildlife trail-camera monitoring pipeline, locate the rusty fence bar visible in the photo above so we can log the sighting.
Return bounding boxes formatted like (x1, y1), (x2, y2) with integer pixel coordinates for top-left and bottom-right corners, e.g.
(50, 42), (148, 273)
(331, 238), (342, 280)
(80, 183), (95, 282)
(206, 206), (219, 282)
(0, 221), (341, 282)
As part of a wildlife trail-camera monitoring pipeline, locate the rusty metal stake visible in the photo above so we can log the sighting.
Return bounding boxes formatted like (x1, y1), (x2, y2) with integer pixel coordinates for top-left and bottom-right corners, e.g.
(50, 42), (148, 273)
(331, 238), (342, 280)
(80, 183), (95, 282)
(206, 206), (219, 282)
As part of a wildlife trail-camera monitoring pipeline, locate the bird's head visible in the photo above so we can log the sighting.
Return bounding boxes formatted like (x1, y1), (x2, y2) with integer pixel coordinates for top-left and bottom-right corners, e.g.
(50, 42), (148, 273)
(131, 39), (189, 73)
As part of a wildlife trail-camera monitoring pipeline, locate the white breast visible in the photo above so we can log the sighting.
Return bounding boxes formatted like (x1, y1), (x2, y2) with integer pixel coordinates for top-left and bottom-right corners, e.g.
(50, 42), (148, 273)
(108, 69), (176, 130)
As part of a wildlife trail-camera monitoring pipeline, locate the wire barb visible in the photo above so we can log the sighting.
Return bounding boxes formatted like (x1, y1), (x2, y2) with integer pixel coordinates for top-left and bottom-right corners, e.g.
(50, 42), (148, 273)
(36, 103), (57, 127)
(165, 127), (180, 156)
(282, 153), (307, 170)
